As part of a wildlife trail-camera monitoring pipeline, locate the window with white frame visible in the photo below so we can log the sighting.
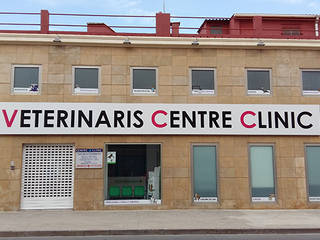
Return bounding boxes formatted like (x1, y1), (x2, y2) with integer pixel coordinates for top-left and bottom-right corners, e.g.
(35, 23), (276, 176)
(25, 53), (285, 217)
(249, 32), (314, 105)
(12, 65), (40, 94)
(306, 145), (320, 202)
(192, 145), (218, 202)
(249, 145), (276, 202)
(131, 67), (157, 94)
(73, 66), (100, 94)
(247, 69), (271, 95)
(302, 70), (320, 95)
(191, 69), (215, 95)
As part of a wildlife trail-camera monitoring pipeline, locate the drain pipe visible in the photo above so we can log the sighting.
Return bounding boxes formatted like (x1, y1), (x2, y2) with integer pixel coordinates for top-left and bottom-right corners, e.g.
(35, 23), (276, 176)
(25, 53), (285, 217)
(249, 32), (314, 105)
(315, 15), (319, 37)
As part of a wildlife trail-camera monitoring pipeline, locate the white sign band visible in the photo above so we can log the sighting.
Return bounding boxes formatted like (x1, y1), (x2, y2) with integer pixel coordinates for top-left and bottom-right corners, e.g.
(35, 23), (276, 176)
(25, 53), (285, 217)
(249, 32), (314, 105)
(0, 102), (319, 135)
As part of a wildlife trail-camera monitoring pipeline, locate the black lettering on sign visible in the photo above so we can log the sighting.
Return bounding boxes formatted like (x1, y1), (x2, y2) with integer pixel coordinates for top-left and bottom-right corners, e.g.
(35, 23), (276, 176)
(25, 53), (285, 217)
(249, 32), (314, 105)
(297, 112), (313, 129)
(133, 110), (143, 128)
(20, 110), (31, 128)
(222, 111), (232, 128)
(198, 111), (207, 128)
(258, 112), (267, 128)
(95, 111), (111, 128)
(182, 111), (196, 128)
(57, 110), (68, 127)
(170, 111), (180, 128)
(78, 110), (93, 127)
(32, 110), (42, 128)
(209, 111), (220, 128)
(114, 110), (125, 128)
(44, 110), (54, 127)
(275, 112), (288, 128)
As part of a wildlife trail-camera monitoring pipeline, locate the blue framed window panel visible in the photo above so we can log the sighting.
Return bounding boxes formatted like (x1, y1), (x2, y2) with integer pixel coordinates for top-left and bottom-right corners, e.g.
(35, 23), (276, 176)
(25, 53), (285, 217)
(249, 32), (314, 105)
(249, 145), (276, 202)
(306, 146), (320, 202)
(193, 145), (218, 202)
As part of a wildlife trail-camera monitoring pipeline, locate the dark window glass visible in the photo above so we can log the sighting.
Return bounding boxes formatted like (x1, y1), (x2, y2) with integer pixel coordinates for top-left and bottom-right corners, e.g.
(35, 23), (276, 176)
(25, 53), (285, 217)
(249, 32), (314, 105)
(306, 146), (320, 198)
(132, 69), (156, 90)
(247, 70), (270, 92)
(74, 68), (99, 89)
(106, 144), (161, 201)
(210, 26), (223, 34)
(14, 67), (39, 89)
(192, 70), (214, 91)
(302, 71), (320, 91)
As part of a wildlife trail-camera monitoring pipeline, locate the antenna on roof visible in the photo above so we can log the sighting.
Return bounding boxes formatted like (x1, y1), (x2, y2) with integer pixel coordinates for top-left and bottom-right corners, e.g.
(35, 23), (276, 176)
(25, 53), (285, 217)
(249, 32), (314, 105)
(163, 0), (166, 13)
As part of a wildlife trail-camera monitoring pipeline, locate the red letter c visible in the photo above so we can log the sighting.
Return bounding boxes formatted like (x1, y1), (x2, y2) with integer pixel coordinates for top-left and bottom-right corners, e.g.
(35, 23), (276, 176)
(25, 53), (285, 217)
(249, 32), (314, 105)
(152, 110), (167, 128)
(240, 111), (256, 128)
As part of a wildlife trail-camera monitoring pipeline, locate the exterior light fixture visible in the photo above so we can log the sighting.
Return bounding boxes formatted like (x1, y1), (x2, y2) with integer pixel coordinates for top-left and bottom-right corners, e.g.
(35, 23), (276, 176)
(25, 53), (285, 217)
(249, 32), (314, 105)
(53, 35), (62, 43)
(10, 161), (15, 170)
(192, 39), (199, 46)
(257, 40), (265, 46)
(123, 38), (131, 45)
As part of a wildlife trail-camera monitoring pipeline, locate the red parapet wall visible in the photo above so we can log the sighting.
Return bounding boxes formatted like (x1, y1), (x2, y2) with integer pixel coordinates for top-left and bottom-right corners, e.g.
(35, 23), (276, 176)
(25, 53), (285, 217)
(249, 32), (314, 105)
(0, 10), (319, 39)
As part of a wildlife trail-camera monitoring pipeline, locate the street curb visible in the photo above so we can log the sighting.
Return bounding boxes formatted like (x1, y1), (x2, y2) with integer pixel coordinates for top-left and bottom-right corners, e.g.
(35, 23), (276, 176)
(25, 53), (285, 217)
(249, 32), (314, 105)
(1, 228), (320, 237)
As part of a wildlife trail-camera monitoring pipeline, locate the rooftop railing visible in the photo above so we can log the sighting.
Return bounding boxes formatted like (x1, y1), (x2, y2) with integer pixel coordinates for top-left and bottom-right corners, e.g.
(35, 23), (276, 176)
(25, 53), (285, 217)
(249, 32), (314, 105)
(0, 10), (318, 39)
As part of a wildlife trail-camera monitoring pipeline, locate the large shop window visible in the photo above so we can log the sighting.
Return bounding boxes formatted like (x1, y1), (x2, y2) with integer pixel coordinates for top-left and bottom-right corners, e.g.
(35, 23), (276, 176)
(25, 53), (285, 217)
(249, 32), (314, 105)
(12, 65), (40, 94)
(302, 70), (320, 95)
(249, 145), (276, 202)
(73, 66), (100, 94)
(306, 146), (320, 202)
(131, 67), (157, 95)
(104, 144), (161, 205)
(247, 69), (271, 95)
(191, 68), (215, 95)
(192, 145), (218, 202)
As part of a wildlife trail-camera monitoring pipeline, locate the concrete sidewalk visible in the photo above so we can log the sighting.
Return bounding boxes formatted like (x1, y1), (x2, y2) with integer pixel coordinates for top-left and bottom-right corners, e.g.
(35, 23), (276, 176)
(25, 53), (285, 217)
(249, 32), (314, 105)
(1, 209), (320, 237)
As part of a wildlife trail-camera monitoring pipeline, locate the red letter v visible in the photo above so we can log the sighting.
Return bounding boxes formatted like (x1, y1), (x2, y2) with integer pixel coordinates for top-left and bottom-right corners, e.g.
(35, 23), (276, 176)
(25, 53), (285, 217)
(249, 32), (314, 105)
(2, 110), (18, 127)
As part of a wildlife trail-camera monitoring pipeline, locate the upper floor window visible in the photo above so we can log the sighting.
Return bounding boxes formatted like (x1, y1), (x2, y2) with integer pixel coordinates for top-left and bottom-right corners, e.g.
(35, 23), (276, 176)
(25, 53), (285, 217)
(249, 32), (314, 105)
(302, 70), (320, 95)
(210, 26), (223, 34)
(73, 66), (100, 94)
(190, 68), (215, 95)
(12, 65), (40, 94)
(247, 69), (271, 95)
(131, 67), (157, 95)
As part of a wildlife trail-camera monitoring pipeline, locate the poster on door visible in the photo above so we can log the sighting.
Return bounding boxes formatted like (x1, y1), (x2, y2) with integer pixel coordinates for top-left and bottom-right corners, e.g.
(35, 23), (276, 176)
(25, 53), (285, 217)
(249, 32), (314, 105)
(76, 148), (103, 168)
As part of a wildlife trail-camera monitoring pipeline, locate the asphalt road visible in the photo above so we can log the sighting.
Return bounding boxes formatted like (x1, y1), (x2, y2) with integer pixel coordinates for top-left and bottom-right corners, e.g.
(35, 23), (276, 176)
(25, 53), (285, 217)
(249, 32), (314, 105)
(1, 234), (320, 240)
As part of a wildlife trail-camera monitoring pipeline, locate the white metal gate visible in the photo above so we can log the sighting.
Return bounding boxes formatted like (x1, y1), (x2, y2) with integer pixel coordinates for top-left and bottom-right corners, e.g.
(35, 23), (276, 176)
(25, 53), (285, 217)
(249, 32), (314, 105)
(21, 144), (74, 209)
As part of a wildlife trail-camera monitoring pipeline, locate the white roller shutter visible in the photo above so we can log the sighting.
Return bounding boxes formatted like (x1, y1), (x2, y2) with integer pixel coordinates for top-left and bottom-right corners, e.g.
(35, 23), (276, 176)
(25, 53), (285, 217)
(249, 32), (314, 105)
(21, 144), (74, 209)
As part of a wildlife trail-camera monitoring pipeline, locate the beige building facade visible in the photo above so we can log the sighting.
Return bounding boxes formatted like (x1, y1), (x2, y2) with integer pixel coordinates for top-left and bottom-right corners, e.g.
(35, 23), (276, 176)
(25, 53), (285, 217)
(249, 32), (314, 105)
(0, 34), (320, 211)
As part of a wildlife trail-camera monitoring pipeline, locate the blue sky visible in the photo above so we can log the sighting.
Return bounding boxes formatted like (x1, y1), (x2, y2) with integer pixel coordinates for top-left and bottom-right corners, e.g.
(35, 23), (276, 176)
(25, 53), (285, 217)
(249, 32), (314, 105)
(0, 0), (319, 33)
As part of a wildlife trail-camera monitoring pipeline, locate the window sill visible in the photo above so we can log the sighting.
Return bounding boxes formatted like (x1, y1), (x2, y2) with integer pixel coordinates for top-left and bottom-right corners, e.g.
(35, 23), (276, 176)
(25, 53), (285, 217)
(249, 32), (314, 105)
(193, 197), (218, 203)
(191, 90), (215, 95)
(104, 199), (161, 205)
(252, 197), (276, 203)
(248, 91), (271, 96)
(132, 89), (157, 95)
(303, 91), (320, 96)
(309, 197), (320, 202)
(12, 91), (40, 95)
(74, 88), (99, 95)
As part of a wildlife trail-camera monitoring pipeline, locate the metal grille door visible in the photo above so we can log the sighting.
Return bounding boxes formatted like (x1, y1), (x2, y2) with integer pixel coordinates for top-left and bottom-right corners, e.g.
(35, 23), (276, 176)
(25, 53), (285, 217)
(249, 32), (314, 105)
(21, 144), (74, 209)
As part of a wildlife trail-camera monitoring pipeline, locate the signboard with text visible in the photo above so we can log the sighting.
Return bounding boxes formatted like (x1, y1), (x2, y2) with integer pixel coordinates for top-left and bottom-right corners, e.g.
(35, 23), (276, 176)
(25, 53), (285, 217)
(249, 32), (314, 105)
(76, 148), (103, 168)
(0, 102), (319, 135)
